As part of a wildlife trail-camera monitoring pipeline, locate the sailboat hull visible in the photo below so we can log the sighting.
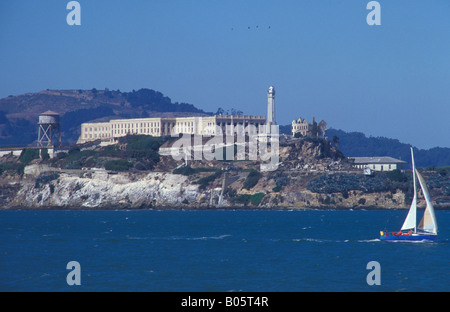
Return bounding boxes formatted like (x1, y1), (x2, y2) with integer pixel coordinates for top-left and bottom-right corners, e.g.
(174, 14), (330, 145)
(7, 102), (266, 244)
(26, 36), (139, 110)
(380, 234), (437, 242)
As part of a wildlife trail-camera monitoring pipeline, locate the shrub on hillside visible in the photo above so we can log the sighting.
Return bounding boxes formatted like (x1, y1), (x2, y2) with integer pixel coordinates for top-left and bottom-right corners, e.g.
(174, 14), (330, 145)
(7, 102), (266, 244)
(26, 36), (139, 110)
(104, 159), (133, 171)
(19, 149), (39, 164)
(196, 171), (222, 190)
(231, 193), (265, 206)
(386, 169), (407, 182)
(243, 169), (261, 190)
(40, 148), (50, 161)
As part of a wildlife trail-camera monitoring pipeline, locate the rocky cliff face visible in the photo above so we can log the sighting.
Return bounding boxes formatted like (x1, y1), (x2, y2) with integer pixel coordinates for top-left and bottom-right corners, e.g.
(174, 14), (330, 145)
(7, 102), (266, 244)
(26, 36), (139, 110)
(0, 170), (405, 209)
(1, 164), (409, 210)
(1, 137), (448, 210)
(6, 169), (201, 209)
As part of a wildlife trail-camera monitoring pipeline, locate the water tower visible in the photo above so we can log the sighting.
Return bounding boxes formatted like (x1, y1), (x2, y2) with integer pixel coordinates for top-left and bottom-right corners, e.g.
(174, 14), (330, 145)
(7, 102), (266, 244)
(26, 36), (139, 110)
(37, 111), (62, 147)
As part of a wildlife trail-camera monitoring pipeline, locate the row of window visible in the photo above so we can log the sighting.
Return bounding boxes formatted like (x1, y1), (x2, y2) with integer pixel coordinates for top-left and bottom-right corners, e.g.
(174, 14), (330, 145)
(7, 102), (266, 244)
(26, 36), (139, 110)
(355, 164), (394, 170)
(174, 126), (194, 133)
(113, 128), (160, 135)
(84, 123), (164, 133)
(84, 128), (161, 139)
(84, 133), (110, 139)
(176, 121), (194, 127)
(112, 122), (161, 129)
(85, 127), (109, 132)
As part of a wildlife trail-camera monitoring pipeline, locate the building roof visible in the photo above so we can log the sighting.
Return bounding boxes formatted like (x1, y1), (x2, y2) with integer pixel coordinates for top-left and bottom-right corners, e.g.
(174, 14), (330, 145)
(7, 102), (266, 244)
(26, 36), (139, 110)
(40, 110), (60, 116)
(292, 117), (308, 124)
(349, 156), (406, 164)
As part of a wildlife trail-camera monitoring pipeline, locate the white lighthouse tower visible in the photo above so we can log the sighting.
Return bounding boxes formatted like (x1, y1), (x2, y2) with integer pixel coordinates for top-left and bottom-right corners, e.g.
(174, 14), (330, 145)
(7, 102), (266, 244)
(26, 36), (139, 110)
(266, 86), (276, 133)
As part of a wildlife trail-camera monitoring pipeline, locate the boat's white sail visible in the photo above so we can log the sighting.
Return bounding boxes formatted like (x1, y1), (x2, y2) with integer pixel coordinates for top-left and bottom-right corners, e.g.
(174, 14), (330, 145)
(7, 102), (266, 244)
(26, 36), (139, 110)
(416, 169), (438, 234)
(401, 148), (417, 232)
(401, 192), (417, 231)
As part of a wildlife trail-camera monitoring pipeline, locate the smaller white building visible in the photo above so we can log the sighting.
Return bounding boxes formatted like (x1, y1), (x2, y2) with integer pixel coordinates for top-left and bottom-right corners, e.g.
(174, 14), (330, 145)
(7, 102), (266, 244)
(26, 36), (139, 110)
(291, 117), (309, 137)
(349, 156), (406, 172)
(291, 117), (327, 138)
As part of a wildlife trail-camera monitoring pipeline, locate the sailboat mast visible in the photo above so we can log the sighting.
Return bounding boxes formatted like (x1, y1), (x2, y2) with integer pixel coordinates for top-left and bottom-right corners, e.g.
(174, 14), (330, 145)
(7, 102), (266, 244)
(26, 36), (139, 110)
(411, 147), (417, 233)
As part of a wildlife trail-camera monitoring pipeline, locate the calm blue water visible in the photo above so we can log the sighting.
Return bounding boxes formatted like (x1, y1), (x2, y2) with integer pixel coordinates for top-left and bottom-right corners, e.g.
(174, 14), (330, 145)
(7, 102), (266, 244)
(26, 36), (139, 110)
(0, 209), (449, 292)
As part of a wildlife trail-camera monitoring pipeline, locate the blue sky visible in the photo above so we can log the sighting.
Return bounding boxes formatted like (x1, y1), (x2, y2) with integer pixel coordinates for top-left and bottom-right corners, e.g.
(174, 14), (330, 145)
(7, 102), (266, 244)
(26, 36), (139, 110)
(1, 0), (449, 149)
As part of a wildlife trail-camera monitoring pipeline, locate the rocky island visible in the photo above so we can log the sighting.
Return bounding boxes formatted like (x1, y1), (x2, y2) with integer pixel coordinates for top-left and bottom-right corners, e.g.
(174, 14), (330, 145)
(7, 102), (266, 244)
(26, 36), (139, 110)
(1, 134), (449, 210)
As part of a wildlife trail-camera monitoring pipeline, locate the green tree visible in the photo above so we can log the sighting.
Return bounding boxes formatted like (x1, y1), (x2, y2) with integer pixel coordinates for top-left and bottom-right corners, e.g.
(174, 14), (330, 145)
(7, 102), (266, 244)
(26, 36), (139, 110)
(386, 169), (407, 182)
(332, 135), (340, 148)
(19, 149), (39, 164)
(243, 169), (262, 190)
(41, 148), (50, 161)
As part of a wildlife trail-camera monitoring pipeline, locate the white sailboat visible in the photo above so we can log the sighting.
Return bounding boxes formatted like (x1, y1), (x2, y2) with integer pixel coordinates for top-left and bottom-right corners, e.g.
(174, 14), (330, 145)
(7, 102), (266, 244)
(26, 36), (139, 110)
(380, 147), (438, 241)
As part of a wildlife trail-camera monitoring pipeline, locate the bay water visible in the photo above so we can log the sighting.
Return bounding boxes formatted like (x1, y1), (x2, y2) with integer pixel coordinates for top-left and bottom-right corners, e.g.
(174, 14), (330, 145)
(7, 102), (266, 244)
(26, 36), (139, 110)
(1, 209), (449, 291)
